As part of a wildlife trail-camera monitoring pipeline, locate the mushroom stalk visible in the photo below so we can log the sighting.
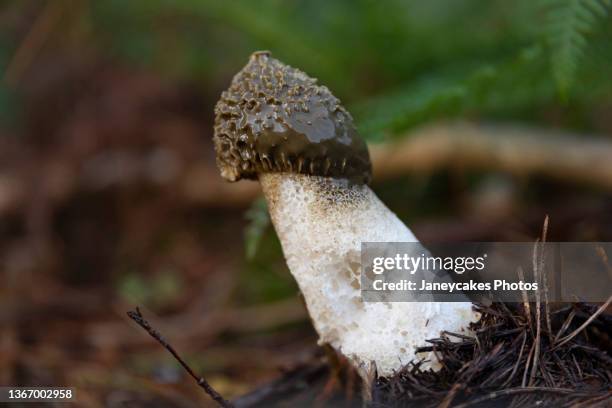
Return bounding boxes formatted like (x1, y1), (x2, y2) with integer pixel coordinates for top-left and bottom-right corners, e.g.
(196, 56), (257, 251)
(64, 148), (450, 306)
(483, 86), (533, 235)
(258, 172), (476, 376)
(213, 51), (478, 377)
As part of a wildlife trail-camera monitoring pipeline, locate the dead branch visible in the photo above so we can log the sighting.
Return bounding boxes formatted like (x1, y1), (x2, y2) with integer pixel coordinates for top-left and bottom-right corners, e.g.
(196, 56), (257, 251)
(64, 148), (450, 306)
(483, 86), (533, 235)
(126, 307), (234, 408)
(3, 121), (612, 216)
(370, 122), (612, 187)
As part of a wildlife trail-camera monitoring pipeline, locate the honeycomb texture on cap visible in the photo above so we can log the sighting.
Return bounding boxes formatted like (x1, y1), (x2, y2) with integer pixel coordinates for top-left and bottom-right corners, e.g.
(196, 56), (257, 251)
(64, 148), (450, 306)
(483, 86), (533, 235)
(213, 51), (371, 184)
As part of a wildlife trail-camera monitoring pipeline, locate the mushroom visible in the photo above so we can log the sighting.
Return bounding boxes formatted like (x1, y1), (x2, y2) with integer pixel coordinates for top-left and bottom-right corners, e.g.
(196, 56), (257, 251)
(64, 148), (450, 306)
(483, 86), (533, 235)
(213, 51), (478, 377)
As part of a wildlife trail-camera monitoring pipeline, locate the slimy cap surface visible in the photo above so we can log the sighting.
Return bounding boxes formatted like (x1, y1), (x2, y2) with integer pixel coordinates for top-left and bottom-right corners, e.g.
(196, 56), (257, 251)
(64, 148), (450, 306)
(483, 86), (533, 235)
(213, 51), (371, 184)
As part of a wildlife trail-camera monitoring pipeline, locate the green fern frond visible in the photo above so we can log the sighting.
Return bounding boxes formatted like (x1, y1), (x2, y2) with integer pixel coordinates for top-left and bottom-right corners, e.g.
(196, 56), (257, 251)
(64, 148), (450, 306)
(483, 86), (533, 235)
(351, 72), (467, 140)
(544, 0), (611, 98)
(352, 47), (547, 139)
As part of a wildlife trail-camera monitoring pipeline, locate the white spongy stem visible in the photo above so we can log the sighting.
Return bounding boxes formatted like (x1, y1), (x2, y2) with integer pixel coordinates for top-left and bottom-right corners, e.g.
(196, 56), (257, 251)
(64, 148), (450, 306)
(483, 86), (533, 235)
(259, 172), (478, 377)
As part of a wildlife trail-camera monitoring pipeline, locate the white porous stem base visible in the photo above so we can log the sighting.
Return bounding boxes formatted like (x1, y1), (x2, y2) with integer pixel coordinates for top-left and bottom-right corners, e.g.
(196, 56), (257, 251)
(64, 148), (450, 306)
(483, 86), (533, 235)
(259, 173), (479, 377)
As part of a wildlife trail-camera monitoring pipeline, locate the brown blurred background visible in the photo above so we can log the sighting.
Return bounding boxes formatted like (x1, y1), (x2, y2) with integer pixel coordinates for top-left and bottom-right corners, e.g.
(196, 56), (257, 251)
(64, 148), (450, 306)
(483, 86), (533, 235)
(1, 1), (611, 406)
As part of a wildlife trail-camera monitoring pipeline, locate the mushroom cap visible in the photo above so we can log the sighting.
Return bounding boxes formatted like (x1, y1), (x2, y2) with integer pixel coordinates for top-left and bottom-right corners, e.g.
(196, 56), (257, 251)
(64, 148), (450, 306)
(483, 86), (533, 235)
(213, 51), (372, 184)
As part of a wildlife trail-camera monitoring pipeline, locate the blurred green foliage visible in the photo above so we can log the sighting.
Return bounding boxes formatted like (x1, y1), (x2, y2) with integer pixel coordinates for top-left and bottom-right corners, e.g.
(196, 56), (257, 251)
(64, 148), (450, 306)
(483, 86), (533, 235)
(244, 197), (270, 260)
(1, 0), (611, 136)
(83, 0), (612, 137)
(118, 269), (184, 310)
(239, 224), (298, 304)
(544, 0), (611, 99)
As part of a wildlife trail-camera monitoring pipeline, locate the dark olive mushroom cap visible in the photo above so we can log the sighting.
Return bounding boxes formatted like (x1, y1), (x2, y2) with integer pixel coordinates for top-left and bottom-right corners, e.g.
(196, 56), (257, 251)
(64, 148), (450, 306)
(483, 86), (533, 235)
(213, 51), (372, 185)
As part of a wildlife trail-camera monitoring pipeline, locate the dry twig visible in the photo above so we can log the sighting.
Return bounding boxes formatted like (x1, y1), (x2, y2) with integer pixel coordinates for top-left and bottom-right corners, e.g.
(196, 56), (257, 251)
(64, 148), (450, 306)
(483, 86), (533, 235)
(126, 307), (234, 408)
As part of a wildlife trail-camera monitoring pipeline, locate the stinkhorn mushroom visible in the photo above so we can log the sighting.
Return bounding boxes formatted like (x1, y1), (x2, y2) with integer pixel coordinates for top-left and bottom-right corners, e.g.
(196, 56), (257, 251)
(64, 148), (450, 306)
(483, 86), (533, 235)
(213, 51), (478, 377)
